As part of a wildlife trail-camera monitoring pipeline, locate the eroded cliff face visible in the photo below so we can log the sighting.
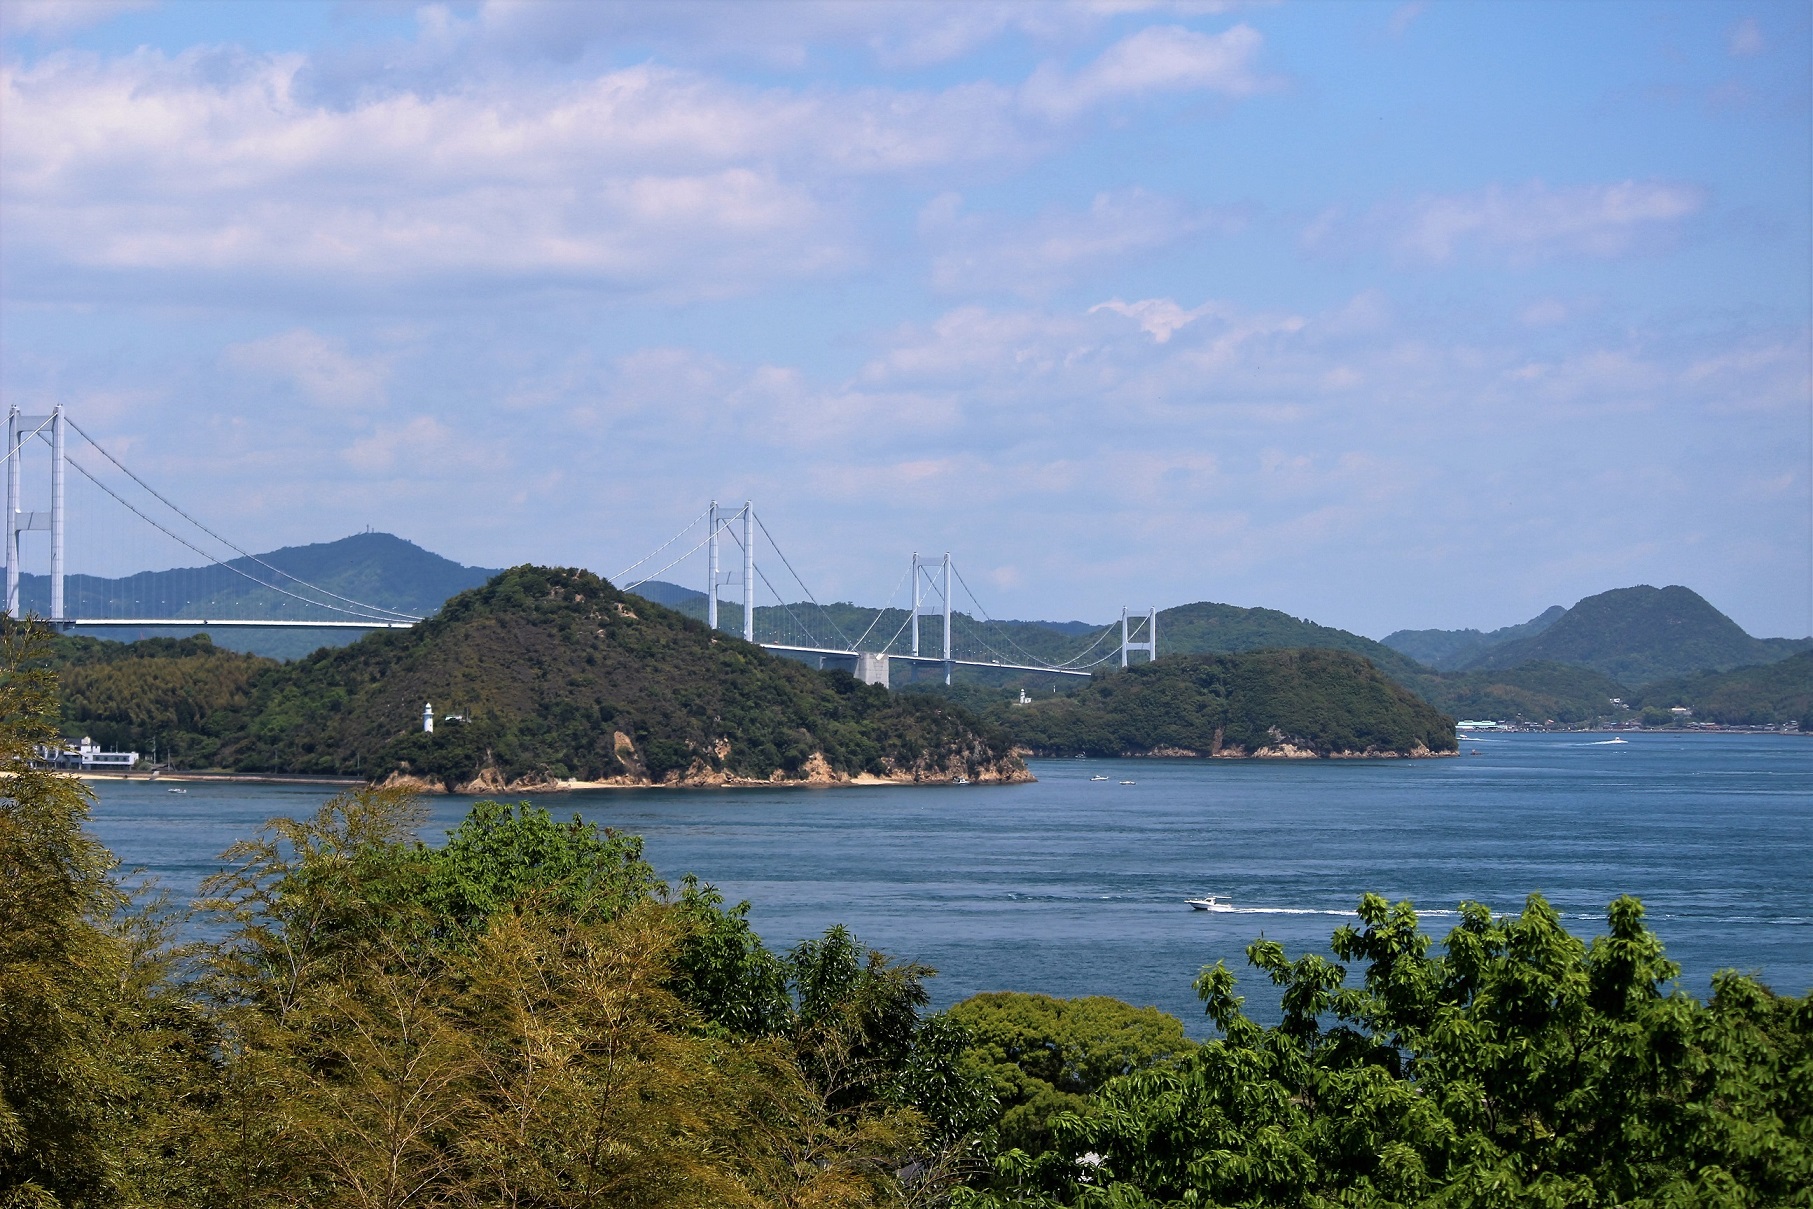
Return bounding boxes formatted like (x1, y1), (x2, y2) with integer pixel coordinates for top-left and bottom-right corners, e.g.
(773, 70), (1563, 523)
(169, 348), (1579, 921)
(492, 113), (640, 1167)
(382, 732), (1032, 793)
(1020, 723), (1452, 761)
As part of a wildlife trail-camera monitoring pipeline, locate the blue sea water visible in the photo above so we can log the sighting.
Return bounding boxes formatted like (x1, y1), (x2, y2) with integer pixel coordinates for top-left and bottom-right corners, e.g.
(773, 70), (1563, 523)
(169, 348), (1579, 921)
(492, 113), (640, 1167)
(87, 731), (1811, 1029)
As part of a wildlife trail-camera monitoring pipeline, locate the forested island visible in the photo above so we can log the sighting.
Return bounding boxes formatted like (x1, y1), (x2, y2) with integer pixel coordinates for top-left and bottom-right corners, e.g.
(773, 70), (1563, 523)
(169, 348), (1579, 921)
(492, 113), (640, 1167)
(50, 566), (1028, 788)
(45, 568), (1466, 781)
(5, 621), (1807, 1208)
(1001, 649), (1456, 758)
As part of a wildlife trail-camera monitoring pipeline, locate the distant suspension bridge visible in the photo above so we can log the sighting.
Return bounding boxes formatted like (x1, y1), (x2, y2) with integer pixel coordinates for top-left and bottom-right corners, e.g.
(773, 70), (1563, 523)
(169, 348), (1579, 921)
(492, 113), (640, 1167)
(3, 408), (1157, 682)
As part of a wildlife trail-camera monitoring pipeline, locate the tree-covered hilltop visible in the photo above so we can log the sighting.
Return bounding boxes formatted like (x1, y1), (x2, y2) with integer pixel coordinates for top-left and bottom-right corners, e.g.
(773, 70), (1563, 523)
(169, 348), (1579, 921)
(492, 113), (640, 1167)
(1382, 604), (1567, 669)
(1631, 650), (1812, 727)
(1005, 649), (1458, 757)
(40, 568), (1027, 787)
(1461, 584), (1812, 684)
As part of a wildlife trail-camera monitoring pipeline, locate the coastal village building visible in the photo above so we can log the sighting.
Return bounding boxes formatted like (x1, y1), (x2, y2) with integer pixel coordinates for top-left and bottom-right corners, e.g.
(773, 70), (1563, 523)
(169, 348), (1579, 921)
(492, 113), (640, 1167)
(34, 735), (140, 771)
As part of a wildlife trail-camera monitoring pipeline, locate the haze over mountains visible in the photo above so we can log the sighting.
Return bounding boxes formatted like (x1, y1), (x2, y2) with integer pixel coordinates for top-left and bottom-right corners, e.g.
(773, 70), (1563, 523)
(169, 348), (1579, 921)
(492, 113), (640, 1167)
(1384, 588), (1811, 684)
(42, 533), (1812, 727)
(29, 533), (500, 660)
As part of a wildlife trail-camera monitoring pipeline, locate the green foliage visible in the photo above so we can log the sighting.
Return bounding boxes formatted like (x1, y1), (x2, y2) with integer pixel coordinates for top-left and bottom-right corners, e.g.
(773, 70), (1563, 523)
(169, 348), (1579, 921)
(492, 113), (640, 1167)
(1410, 659), (1631, 726)
(1007, 649), (1457, 757)
(51, 632), (274, 766)
(1156, 602), (1431, 682)
(0, 621), (211, 1209)
(0, 620), (132, 1206)
(43, 565), (1023, 785)
(950, 993), (1194, 1155)
(669, 876), (792, 1038)
(1464, 584), (1813, 684)
(1631, 650), (1812, 726)
(424, 799), (657, 931)
(962, 893), (1813, 1208)
(1382, 605), (1567, 670)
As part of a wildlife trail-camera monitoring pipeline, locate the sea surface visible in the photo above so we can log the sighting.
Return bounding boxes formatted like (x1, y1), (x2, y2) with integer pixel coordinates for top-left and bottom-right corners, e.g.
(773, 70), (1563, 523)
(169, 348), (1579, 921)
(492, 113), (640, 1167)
(87, 731), (1811, 1030)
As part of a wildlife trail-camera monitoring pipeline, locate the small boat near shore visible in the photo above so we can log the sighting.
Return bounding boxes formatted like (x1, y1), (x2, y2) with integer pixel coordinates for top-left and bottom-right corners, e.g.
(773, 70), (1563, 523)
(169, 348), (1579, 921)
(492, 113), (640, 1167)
(1185, 895), (1234, 912)
(166, 787), (188, 794)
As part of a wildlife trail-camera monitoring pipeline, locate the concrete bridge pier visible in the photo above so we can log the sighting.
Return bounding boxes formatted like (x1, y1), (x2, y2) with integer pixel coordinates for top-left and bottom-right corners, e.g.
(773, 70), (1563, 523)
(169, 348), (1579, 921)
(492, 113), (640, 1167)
(854, 652), (889, 688)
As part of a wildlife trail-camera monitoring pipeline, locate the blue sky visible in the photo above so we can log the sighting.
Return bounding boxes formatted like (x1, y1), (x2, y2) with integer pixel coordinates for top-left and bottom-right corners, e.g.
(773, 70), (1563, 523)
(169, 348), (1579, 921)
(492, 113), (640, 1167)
(2, 0), (1808, 639)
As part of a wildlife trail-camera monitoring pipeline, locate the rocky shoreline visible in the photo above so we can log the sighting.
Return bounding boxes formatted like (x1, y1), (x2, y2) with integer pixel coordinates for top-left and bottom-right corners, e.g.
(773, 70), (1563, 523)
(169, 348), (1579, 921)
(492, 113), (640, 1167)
(378, 747), (1033, 794)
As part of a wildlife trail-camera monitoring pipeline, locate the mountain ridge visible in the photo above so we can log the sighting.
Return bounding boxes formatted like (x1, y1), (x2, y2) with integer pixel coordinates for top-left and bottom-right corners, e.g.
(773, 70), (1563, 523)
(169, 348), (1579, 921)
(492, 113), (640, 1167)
(1460, 585), (1811, 684)
(1382, 605), (1566, 670)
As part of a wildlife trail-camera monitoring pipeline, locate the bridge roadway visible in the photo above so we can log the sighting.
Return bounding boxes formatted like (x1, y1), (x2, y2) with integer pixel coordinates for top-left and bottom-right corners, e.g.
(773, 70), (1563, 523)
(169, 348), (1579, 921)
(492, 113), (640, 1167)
(759, 643), (1092, 678)
(49, 622), (1093, 675)
(59, 618), (415, 629)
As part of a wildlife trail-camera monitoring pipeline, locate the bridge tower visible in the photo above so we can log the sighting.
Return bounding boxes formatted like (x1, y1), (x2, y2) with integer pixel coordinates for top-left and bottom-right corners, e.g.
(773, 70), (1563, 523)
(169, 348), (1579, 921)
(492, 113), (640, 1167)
(910, 552), (954, 685)
(5, 406), (66, 622)
(707, 501), (720, 630)
(1121, 606), (1157, 666)
(705, 501), (756, 640)
(743, 501), (755, 642)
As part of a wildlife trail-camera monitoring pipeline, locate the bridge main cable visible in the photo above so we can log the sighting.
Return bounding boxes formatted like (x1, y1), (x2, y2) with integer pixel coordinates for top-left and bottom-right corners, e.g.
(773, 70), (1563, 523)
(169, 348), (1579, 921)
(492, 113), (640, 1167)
(64, 419), (420, 622)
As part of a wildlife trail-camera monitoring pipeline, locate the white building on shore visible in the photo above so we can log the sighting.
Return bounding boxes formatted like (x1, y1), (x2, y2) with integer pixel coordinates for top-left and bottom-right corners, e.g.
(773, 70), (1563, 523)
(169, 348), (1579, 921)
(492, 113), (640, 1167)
(34, 736), (140, 771)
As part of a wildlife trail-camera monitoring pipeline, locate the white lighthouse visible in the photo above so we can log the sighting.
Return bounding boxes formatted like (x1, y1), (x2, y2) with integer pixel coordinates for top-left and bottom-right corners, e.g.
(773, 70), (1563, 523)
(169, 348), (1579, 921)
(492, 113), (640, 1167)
(423, 702), (434, 733)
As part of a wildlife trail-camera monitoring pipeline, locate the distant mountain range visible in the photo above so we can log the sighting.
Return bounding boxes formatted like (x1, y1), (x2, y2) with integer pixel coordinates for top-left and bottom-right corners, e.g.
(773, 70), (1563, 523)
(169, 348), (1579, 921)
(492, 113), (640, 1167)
(1384, 586), (1811, 686)
(29, 533), (499, 660)
(1383, 606), (1567, 669)
(26, 534), (1811, 727)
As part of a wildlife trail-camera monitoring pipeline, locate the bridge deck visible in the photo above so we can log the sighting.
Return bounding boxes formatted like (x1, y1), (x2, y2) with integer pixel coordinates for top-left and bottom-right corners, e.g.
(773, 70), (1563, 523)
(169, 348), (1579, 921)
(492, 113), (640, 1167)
(60, 618), (416, 629)
(761, 643), (1093, 677)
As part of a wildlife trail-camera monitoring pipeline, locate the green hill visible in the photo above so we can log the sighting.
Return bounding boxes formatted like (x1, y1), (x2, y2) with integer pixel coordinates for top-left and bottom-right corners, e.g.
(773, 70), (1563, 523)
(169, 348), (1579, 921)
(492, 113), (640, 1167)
(1410, 661), (1630, 726)
(1383, 605), (1565, 670)
(1004, 649), (1457, 758)
(1461, 585), (1810, 684)
(1154, 601), (1430, 679)
(1630, 651), (1812, 727)
(48, 566), (1026, 788)
(33, 533), (499, 660)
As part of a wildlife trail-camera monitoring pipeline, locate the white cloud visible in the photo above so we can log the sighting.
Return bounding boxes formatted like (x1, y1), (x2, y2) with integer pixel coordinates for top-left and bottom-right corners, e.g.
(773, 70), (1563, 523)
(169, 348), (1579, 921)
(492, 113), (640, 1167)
(465, 1), (1249, 70)
(1090, 296), (1220, 342)
(0, 51), (1026, 299)
(1728, 17), (1764, 57)
(0, 0), (152, 38)
(924, 189), (1233, 296)
(1342, 180), (1708, 264)
(342, 415), (468, 473)
(222, 329), (389, 410)
(1388, 2), (1427, 38)
(1519, 298), (1570, 326)
(1020, 23), (1271, 118)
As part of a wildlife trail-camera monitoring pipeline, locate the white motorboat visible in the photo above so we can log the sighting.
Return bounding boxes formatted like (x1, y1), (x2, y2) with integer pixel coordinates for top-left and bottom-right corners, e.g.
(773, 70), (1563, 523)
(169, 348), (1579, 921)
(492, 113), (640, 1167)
(1119, 779), (1136, 785)
(166, 787), (188, 794)
(1090, 774), (1109, 781)
(952, 776), (970, 785)
(1185, 895), (1234, 912)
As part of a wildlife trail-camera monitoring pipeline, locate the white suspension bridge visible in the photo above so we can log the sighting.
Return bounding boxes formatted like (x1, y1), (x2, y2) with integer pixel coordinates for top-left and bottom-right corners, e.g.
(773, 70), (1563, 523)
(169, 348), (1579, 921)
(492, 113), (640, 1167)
(4, 408), (1157, 683)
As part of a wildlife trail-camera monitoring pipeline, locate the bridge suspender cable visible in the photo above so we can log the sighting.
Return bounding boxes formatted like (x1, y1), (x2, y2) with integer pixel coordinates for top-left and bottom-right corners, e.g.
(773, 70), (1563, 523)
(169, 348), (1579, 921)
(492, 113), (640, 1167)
(63, 419), (420, 622)
(59, 453), (417, 623)
(754, 512), (855, 651)
(613, 506), (712, 586)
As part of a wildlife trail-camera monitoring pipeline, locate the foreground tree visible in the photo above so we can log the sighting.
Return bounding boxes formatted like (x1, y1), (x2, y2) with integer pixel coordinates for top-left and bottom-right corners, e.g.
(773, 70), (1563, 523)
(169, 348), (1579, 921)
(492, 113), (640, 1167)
(0, 621), (149, 1208)
(960, 893), (1813, 1208)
